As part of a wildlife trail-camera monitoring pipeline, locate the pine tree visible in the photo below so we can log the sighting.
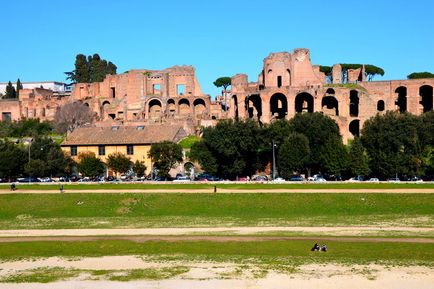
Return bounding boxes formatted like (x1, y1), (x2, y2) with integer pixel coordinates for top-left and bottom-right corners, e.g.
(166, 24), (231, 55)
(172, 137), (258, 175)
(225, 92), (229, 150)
(75, 54), (90, 83)
(4, 81), (16, 99)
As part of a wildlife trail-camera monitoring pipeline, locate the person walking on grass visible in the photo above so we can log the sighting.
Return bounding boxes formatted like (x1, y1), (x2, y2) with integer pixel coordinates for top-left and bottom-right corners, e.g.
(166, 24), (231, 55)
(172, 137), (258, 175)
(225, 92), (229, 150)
(60, 184), (64, 193)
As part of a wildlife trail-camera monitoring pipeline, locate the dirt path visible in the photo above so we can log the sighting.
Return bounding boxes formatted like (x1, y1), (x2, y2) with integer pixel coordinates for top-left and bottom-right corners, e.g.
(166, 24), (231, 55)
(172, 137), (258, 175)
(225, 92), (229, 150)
(0, 235), (432, 243)
(1, 188), (434, 194)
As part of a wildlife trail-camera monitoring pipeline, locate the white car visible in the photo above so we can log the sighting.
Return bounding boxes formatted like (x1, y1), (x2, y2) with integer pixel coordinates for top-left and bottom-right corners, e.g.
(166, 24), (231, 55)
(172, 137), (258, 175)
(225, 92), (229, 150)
(173, 176), (191, 182)
(368, 178), (379, 182)
(272, 177), (286, 182)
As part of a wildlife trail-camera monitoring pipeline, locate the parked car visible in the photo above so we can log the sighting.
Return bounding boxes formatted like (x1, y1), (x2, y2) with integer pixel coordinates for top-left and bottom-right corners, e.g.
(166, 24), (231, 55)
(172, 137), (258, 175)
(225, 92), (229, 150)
(173, 176), (191, 182)
(289, 175), (304, 182)
(368, 178), (380, 182)
(39, 177), (54, 182)
(387, 177), (401, 182)
(253, 175), (269, 181)
(272, 177), (286, 182)
(17, 177), (40, 183)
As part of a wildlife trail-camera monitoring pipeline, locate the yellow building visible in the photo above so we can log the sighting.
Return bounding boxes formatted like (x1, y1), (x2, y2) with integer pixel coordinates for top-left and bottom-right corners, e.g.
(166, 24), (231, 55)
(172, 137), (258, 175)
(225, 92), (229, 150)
(61, 125), (187, 176)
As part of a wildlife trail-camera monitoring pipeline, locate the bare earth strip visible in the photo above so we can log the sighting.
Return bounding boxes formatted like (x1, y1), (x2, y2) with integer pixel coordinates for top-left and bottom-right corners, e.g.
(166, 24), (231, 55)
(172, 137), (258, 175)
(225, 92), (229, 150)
(1, 188), (434, 194)
(0, 256), (433, 289)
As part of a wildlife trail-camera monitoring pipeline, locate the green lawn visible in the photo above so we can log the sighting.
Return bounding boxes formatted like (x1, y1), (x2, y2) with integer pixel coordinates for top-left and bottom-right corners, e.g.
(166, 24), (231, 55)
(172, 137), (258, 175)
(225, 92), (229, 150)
(0, 193), (432, 229)
(0, 240), (432, 266)
(1, 182), (434, 190)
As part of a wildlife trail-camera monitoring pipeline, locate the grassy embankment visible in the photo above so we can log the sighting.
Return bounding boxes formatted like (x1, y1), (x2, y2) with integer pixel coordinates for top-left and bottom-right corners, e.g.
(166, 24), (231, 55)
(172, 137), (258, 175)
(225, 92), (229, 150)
(0, 182), (433, 190)
(0, 193), (432, 230)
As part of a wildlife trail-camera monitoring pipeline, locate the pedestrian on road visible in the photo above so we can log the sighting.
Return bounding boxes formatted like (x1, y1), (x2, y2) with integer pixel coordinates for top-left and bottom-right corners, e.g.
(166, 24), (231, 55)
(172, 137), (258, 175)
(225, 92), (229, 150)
(60, 184), (64, 193)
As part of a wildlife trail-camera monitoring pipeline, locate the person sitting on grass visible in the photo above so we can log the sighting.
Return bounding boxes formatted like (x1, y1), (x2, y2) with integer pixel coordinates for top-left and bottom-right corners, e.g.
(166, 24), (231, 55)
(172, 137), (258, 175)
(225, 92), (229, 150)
(321, 244), (327, 252)
(311, 243), (320, 251)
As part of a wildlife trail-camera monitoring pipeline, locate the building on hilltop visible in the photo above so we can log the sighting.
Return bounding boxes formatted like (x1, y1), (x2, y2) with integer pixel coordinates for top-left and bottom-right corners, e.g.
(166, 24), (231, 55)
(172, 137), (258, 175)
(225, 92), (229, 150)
(229, 48), (434, 142)
(1, 48), (433, 143)
(61, 124), (188, 176)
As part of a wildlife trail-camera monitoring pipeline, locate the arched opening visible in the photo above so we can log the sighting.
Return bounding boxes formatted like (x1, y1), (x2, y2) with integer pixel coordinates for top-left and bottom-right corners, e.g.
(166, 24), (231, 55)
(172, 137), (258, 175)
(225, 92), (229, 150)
(178, 98), (190, 115)
(377, 100), (385, 111)
(295, 92), (314, 113)
(326, 88), (335, 95)
(349, 90), (359, 117)
(349, 119), (360, 137)
(84, 103), (89, 107)
(321, 96), (339, 116)
(167, 99), (176, 116)
(420, 85), (433, 113)
(232, 95), (239, 119)
(193, 98), (206, 116)
(395, 86), (407, 113)
(184, 162), (194, 177)
(148, 99), (162, 119)
(270, 93), (288, 119)
(246, 94), (262, 121)
(101, 101), (111, 119)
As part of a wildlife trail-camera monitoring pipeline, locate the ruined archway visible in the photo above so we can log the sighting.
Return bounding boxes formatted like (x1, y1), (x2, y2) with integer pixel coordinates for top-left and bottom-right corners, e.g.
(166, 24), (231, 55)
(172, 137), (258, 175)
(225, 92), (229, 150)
(148, 99), (162, 119)
(349, 90), (359, 117)
(395, 86), (407, 113)
(349, 119), (360, 137)
(377, 100), (385, 111)
(167, 99), (176, 116)
(321, 96), (339, 116)
(420, 85), (433, 113)
(193, 98), (206, 116)
(270, 93), (288, 119)
(101, 101), (111, 119)
(178, 98), (191, 115)
(295, 92), (314, 113)
(246, 94), (262, 121)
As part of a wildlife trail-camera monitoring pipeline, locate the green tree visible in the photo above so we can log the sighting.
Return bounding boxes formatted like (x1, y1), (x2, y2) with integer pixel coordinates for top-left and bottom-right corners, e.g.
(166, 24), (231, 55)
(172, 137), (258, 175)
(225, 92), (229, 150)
(361, 111), (423, 178)
(65, 53), (117, 84)
(106, 152), (132, 176)
(132, 160), (147, 177)
(0, 140), (27, 179)
(320, 65), (333, 82)
(407, 72), (434, 79)
(213, 77), (231, 91)
(318, 137), (349, 176)
(16, 78), (23, 99)
(148, 141), (183, 178)
(277, 133), (310, 178)
(24, 159), (47, 178)
(4, 81), (16, 99)
(189, 141), (218, 175)
(77, 152), (105, 178)
(364, 64), (385, 81)
(289, 112), (342, 175)
(348, 137), (370, 177)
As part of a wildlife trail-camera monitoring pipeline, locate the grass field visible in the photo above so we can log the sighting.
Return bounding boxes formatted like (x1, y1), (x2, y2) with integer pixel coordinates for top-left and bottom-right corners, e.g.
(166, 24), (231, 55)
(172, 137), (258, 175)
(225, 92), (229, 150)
(0, 193), (432, 229)
(1, 182), (433, 190)
(0, 240), (432, 266)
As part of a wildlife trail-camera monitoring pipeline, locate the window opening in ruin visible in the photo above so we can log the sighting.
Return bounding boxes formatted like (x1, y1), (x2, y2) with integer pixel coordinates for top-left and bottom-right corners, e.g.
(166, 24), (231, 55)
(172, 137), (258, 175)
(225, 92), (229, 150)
(247, 94), (262, 122)
(287, 69), (291, 86)
(98, 145), (106, 156)
(326, 88), (335, 95)
(321, 96), (339, 116)
(377, 100), (385, 111)
(148, 99), (162, 118)
(295, 93), (314, 113)
(2, 112), (11, 122)
(137, 126), (144, 130)
(349, 90), (359, 117)
(270, 93), (288, 119)
(108, 113), (116, 119)
(153, 84), (161, 95)
(111, 87), (116, 98)
(349, 120), (360, 137)
(41, 108), (46, 117)
(232, 95), (239, 120)
(277, 76), (282, 88)
(395, 86), (407, 113)
(420, 85), (433, 113)
(177, 84), (185, 95)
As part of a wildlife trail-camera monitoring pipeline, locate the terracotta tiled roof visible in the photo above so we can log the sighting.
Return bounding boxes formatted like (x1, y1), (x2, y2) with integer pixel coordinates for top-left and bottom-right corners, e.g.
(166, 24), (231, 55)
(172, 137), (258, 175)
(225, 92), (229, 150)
(61, 125), (187, 146)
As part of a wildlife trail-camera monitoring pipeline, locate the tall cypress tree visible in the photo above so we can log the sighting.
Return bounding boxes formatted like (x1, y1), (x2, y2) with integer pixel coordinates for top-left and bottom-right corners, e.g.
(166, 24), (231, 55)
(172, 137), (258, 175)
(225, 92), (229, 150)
(16, 78), (23, 99)
(75, 54), (90, 83)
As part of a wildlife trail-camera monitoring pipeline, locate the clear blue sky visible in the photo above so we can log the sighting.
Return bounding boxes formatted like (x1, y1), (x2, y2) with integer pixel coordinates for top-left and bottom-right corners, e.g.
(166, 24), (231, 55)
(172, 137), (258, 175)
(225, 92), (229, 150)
(1, 0), (433, 97)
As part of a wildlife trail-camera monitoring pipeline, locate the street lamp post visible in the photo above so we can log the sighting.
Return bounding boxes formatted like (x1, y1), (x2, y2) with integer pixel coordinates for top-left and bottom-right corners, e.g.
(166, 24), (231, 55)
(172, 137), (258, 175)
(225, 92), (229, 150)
(28, 138), (33, 184)
(272, 140), (277, 180)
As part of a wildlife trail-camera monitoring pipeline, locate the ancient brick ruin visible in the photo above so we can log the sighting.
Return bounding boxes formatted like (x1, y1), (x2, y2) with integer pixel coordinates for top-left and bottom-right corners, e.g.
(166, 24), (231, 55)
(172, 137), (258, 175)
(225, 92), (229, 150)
(1, 48), (433, 142)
